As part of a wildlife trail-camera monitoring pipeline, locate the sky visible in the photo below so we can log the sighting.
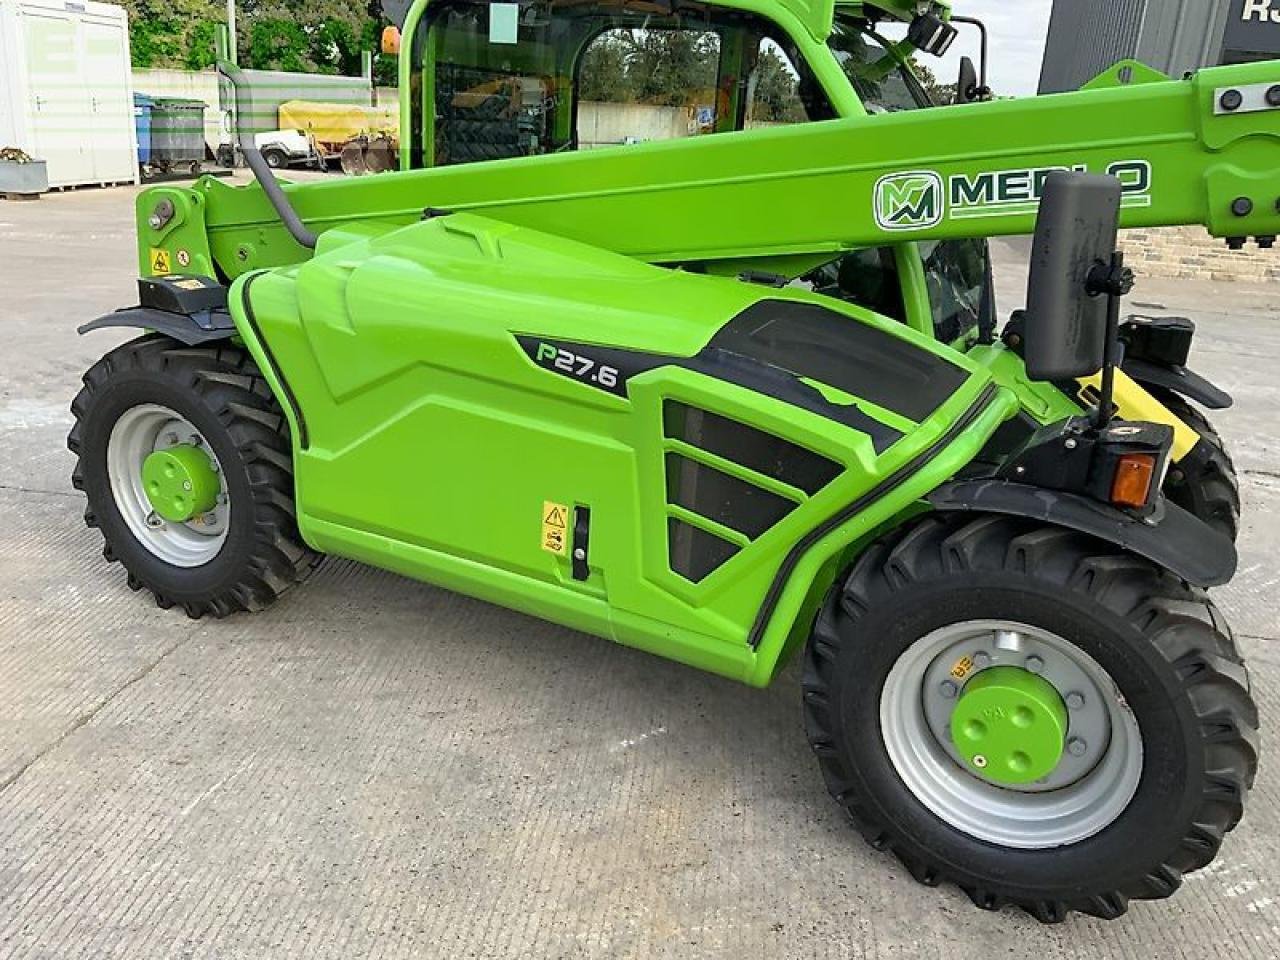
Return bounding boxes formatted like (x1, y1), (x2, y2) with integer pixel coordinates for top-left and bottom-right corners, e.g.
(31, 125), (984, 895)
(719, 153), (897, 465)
(897, 0), (1057, 98)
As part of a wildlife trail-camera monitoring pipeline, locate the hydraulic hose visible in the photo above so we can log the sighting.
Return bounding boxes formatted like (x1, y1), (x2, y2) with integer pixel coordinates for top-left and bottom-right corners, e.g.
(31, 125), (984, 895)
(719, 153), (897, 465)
(216, 61), (318, 250)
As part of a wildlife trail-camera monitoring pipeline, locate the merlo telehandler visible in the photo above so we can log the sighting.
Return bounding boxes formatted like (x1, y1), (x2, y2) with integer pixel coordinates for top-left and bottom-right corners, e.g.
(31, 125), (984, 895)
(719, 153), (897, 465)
(69, 0), (1275, 921)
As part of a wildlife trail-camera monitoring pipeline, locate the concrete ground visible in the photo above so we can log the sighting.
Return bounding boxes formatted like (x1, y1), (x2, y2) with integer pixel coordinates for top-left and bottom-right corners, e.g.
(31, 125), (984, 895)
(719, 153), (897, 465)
(1, 181), (1279, 960)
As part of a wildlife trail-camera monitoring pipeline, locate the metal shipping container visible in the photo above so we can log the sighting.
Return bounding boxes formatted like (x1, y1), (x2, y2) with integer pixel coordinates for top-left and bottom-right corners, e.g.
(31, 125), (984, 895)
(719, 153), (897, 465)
(0, 0), (138, 187)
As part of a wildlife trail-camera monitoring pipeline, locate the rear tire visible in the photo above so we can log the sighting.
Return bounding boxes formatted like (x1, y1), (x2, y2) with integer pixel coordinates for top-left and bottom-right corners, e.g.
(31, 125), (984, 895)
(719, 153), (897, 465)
(68, 335), (320, 617)
(261, 147), (288, 170)
(1152, 390), (1240, 542)
(802, 514), (1257, 922)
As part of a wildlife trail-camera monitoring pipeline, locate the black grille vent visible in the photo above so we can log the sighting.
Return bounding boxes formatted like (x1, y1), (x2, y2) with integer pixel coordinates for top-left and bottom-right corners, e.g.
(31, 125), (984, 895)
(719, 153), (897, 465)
(662, 401), (842, 582)
(663, 402), (841, 495)
(667, 519), (741, 583)
(666, 454), (795, 540)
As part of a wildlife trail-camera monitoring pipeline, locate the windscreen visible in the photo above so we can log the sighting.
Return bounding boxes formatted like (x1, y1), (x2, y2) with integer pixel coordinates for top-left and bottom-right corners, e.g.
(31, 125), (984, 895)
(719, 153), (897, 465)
(827, 16), (933, 114)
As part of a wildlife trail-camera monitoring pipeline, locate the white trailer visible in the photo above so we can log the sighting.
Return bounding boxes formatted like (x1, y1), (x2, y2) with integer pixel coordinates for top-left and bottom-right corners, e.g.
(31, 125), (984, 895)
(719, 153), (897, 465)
(0, 0), (137, 188)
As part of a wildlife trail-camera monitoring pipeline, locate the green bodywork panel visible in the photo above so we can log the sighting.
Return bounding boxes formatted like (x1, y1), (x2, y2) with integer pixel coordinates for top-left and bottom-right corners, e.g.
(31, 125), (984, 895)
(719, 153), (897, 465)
(128, 0), (1279, 686)
(142, 445), (220, 523)
(228, 213), (1016, 685)
(951, 667), (1069, 785)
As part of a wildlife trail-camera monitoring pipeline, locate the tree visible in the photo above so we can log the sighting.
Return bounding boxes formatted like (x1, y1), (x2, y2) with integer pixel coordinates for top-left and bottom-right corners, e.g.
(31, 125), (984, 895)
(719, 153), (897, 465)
(578, 33), (631, 102)
(620, 29), (719, 106)
(750, 48), (805, 122)
(119, 0), (393, 80)
(909, 58), (957, 106)
(118, 0), (222, 69)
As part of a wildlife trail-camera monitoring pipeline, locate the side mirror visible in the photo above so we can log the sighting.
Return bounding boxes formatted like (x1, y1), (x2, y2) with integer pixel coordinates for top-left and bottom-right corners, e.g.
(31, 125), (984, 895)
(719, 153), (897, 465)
(957, 57), (978, 103)
(1023, 172), (1123, 381)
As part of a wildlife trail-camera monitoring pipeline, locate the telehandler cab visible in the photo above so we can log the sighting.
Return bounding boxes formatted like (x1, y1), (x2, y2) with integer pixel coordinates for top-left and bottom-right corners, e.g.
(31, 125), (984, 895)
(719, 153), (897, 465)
(70, 0), (1271, 921)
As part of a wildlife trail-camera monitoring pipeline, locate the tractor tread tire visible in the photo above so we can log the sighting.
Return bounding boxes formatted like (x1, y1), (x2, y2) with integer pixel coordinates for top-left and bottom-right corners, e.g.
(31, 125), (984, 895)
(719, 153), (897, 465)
(69, 334), (320, 618)
(1156, 391), (1240, 542)
(802, 513), (1258, 923)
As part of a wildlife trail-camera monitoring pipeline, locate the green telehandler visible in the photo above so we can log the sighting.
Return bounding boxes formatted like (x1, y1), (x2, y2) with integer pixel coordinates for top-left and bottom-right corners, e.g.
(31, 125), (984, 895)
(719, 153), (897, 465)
(69, 0), (1274, 921)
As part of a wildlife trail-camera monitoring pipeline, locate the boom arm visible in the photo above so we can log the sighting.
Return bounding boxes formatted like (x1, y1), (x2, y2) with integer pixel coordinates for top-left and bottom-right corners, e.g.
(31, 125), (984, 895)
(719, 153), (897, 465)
(143, 60), (1280, 281)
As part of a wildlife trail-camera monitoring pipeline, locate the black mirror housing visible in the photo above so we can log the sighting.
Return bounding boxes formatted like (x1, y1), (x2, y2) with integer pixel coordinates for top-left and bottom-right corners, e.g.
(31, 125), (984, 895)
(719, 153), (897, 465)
(1024, 172), (1123, 381)
(957, 56), (979, 103)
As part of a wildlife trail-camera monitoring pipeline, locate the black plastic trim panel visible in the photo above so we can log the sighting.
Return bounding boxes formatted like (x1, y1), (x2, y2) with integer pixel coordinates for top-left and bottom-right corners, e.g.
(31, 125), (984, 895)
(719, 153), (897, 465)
(1122, 357), (1233, 410)
(708, 300), (970, 423)
(746, 384), (999, 649)
(927, 479), (1236, 587)
(78, 306), (237, 345)
(239, 271), (310, 449)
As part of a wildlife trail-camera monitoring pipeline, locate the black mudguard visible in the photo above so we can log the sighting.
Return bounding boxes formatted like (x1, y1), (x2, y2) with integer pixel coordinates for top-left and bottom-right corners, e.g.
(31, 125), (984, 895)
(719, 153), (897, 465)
(1122, 357), (1233, 411)
(78, 306), (237, 345)
(927, 479), (1236, 587)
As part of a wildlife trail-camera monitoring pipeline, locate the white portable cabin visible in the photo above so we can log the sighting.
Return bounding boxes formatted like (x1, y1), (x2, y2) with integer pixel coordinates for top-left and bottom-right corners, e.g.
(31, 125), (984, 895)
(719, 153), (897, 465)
(0, 0), (137, 188)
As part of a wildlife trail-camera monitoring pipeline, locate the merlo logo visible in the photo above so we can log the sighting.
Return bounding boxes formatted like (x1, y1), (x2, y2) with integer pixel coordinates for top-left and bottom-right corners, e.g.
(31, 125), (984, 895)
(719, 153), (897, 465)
(874, 171), (945, 231)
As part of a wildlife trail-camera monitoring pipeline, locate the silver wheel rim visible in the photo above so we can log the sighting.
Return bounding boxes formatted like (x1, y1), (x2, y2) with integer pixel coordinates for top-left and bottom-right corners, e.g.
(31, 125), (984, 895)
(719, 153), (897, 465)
(880, 620), (1143, 849)
(106, 404), (230, 568)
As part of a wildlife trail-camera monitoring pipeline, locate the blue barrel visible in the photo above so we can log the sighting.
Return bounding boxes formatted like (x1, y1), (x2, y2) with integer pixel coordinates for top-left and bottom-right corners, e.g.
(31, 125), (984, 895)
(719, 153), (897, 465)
(134, 93), (154, 165)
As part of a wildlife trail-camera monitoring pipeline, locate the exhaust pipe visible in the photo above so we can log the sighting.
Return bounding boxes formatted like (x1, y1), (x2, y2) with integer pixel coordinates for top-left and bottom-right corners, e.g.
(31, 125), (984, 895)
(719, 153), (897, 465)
(216, 61), (317, 250)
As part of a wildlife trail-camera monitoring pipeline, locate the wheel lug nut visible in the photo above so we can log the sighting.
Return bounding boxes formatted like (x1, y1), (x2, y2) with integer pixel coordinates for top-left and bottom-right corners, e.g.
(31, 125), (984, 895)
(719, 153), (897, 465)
(1065, 691), (1085, 710)
(1067, 737), (1087, 757)
(940, 680), (958, 699)
(972, 651), (991, 669)
(1024, 655), (1044, 674)
(972, 754), (988, 768)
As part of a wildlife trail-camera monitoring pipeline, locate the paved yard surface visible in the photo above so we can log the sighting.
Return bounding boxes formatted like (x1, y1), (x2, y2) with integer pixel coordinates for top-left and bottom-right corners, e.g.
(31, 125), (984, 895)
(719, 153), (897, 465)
(1, 182), (1279, 959)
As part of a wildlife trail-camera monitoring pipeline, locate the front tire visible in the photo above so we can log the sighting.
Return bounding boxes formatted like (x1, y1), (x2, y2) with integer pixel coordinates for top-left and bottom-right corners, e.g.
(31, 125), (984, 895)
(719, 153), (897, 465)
(802, 514), (1257, 922)
(1153, 390), (1240, 542)
(69, 335), (320, 617)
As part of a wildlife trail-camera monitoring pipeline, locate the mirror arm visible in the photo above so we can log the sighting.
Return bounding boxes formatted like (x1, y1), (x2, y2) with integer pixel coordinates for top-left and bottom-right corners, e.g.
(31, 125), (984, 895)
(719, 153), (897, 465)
(951, 15), (990, 99)
(1087, 252), (1136, 428)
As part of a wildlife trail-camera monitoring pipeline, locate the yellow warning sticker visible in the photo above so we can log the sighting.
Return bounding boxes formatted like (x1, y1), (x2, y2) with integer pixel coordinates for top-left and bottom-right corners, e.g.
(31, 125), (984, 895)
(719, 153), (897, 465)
(149, 247), (172, 274)
(950, 655), (975, 681)
(541, 501), (569, 556)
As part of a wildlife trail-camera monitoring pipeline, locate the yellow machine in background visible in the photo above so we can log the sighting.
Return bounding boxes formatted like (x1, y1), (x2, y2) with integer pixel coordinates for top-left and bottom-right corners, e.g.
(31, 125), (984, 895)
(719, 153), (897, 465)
(277, 100), (400, 174)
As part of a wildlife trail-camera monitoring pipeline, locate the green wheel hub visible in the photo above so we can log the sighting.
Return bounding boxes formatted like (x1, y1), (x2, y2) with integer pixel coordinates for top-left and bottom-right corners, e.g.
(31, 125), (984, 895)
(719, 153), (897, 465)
(950, 666), (1069, 785)
(141, 444), (220, 523)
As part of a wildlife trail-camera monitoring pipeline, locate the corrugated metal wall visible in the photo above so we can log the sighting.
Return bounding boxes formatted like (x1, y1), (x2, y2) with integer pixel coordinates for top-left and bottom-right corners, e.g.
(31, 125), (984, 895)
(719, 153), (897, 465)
(1038, 0), (1147, 94)
(1135, 0), (1232, 78)
(1038, 0), (1230, 94)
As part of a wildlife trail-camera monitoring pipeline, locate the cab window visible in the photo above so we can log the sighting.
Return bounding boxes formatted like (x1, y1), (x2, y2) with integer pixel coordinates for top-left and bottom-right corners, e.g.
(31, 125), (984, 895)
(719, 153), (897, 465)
(411, 0), (834, 167)
(577, 28), (722, 148)
(827, 15), (932, 113)
(746, 39), (814, 127)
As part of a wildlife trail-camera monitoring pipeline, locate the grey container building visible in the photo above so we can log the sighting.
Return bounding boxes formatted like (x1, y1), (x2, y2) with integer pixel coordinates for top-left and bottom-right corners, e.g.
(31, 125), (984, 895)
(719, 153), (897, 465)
(1039, 0), (1280, 94)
